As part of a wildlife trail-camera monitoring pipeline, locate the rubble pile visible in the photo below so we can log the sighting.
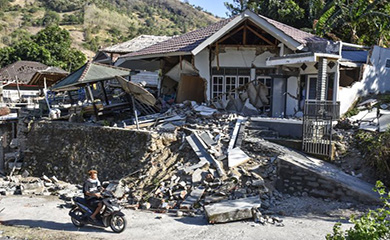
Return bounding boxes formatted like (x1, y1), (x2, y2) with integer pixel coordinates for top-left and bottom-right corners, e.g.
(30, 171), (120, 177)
(108, 101), (285, 224)
(0, 173), (80, 198)
(346, 98), (390, 132)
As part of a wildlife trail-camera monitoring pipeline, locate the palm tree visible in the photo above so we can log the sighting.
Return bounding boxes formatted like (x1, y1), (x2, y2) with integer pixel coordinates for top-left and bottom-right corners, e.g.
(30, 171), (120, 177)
(315, 0), (390, 45)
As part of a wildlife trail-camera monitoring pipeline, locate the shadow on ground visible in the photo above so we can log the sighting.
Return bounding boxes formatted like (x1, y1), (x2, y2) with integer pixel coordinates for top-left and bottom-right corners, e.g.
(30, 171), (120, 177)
(1, 219), (113, 233)
(173, 215), (208, 226)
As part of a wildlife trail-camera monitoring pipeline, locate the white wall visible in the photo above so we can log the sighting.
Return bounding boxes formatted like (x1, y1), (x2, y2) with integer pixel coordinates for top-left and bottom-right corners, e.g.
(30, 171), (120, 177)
(299, 60), (337, 75)
(194, 49), (210, 100)
(211, 47), (276, 68)
(361, 46), (390, 94)
(339, 46), (390, 115)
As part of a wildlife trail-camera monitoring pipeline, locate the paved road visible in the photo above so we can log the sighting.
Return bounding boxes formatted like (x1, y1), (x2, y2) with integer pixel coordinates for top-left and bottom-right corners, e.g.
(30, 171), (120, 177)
(0, 195), (350, 240)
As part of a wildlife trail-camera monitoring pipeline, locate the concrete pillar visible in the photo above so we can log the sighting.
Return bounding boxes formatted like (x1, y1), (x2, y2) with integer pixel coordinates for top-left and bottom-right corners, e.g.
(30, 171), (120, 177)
(316, 57), (328, 101)
(334, 61), (340, 102)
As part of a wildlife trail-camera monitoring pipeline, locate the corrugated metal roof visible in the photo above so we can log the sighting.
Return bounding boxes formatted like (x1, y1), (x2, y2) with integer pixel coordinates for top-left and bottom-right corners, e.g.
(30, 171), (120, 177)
(102, 35), (173, 53)
(341, 50), (368, 63)
(52, 61), (130, 91)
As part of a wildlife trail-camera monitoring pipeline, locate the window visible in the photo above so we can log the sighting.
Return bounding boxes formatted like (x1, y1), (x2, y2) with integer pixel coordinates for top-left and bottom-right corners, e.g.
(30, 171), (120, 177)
(386, 59), (390, 69)
(211, 68), (251, 100)
(225, 76), (237, 99)
(212, 76), (224, 99)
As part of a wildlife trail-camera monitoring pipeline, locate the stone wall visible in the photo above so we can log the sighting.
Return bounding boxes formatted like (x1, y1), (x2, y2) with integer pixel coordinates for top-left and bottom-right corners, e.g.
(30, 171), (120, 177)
(22, 121), (180, 183)
(276, 155), (380, 204)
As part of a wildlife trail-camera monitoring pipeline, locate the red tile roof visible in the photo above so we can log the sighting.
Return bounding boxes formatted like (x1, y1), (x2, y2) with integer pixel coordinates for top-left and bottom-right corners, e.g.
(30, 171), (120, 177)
(261, 15), (326, 44)
(120, 12), (327, 59)
(120, 18), (233, 58)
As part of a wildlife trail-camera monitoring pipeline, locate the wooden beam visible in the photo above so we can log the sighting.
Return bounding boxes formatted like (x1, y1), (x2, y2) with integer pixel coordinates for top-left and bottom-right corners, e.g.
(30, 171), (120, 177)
(217, 25), (245, 44)
(100, 81), (109, 105)
(86, 84), (99, 120)
(180, 56), (183, 70)
(67, 91), (74, 105)
(216, 42), (220, 70)
(247, 25), (275, 46)
(243, 23), (247, 45)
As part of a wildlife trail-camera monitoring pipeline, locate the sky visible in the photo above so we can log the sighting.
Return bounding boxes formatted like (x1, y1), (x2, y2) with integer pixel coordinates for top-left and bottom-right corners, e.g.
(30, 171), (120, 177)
(182, 0), (234, 18)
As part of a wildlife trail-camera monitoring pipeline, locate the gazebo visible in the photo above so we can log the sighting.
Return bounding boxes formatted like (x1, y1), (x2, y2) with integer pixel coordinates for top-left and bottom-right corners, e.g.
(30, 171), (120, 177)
(52, 61), (131, 117)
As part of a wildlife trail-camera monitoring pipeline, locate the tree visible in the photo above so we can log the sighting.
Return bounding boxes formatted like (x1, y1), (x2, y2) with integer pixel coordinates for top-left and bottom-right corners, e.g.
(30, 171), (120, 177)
(315, 0), (390, 45)
(224, 0), (325, 30)
(41, 10), (60, 26)
(0, 25), (86, 70)
(0, 0), (9, 10)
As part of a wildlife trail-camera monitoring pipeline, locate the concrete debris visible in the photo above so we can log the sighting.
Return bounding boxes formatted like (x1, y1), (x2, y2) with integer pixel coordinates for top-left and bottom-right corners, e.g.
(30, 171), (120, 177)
(348, 99), (390, 132)
(180, 186), (205, 209)
(358, 98), (377, 108)
(186, 133), (226, 178)
(204, 196), (261, 223)
(228, 148), (251, 168)
(0, 175), (81, 198)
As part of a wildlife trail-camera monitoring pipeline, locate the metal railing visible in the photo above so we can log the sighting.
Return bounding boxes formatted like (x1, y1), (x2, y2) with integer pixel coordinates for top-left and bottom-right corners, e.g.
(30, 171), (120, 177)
(304, 100), (340, 120)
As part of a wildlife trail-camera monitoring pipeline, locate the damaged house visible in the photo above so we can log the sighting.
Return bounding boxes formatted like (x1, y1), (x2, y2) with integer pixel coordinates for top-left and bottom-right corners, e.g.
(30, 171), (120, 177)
(113, 10), (390, 158)
(115, 10), (367, 119)
(94, 35), (172, 90)
(0, 61), (67, 104)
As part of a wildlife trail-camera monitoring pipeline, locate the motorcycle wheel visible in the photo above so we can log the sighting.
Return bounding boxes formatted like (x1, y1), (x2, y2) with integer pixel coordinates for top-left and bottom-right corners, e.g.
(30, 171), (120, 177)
(71, 209), (85, 227)
(110, 213), (127, 233)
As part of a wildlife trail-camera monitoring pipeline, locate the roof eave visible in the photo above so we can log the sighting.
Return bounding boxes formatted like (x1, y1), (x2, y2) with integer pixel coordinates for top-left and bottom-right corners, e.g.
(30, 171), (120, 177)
(191, 10), (303, 56)
(266, 52), (340, 66)
(52, 74), (129, 92)
(116, 51), (191, 65)
(243, 10), (303, 51)
(191, 14), (245, 56)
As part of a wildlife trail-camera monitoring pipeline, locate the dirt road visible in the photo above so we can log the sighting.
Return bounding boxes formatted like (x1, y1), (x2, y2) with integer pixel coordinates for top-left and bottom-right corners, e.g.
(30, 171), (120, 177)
(0, 195), (359, 240)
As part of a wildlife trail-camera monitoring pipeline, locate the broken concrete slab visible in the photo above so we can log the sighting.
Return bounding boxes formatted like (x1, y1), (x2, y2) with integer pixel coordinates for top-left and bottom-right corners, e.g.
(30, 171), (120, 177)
(349, 110), (370, 122)
(199, 131), (217, 147)
(157, 123), (177, 132)
(204, 196), (261, 224)
(180, 160), (209, 174)
(358, 99), (378, 108)
(180, 186), (205, 209)
(359, 121), (378, 131)
(186, 133), (226, 178)
(228, 117), (247, 151)
(228, 147), (251, 168)
(193, 105), (217, 117)
(379, 114), (390, 132)
(192, 168), (203, 184)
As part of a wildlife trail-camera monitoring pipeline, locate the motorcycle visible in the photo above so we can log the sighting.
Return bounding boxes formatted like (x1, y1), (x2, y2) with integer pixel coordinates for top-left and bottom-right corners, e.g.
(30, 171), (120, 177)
(69, 190), (127, 233)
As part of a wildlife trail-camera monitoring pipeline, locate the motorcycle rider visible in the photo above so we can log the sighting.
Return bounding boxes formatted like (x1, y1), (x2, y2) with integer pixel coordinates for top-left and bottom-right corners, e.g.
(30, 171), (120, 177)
(83, 169), (103, 222)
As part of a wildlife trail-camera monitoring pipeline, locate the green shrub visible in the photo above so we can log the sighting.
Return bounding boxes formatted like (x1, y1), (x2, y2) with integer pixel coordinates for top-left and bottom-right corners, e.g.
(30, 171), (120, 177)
(344, 107), (360, 118)
(326, 181), (390, 240)
(355, 129), (390, 184)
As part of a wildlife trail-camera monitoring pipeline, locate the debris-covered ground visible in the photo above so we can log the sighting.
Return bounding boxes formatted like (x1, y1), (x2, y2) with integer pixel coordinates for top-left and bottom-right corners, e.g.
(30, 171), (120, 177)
(1, 96), (387, 239)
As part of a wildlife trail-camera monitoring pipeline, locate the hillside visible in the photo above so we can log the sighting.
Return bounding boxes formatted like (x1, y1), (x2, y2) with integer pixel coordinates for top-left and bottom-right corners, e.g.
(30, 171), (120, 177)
(0, 0), (219, 59)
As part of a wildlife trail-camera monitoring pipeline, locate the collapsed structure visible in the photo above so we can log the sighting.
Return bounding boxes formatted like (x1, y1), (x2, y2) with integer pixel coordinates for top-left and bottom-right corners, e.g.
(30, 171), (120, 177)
(0, 9), (389, 225)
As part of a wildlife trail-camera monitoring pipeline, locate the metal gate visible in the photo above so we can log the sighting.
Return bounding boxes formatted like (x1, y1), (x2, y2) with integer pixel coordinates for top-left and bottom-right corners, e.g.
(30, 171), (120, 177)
(302, 100), (340, 158)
